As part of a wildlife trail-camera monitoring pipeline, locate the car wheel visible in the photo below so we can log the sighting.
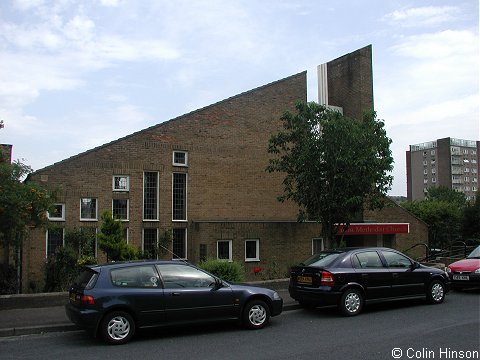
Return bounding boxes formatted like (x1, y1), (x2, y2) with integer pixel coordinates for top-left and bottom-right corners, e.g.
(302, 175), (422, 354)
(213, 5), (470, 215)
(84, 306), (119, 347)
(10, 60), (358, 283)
(339, 288), (363, 316)
(243, 300), (270, 329)
(427, 280), (445, 304)
(100, 311), (135, 345)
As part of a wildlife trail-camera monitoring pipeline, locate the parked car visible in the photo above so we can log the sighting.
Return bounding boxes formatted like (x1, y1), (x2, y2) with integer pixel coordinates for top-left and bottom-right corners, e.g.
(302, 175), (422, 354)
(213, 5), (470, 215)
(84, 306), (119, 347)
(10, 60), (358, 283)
(289, 247), (450, 316)
(66, 260), (283, 344)
(446, 245), (480, 290)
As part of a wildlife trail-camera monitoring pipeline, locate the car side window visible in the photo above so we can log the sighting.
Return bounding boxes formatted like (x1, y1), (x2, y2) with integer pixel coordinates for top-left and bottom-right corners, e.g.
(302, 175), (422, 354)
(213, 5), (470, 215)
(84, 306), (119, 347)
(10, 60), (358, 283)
(382, 251), (412, 268)
(157, 264), (216, 289)
(354, 251), (384, 269)
(110, 265), (160, 288)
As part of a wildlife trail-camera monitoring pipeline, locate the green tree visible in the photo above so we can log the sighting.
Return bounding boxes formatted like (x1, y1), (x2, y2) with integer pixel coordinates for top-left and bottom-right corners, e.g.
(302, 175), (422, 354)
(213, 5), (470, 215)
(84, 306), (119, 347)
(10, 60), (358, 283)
(462, 190), (480, 241)
(0, 160), (55, 272)
(401, 189), (464, 249)
(98, 211), (137, 261)
(426, 186), (466, 206)
(267, 101), (393, 247)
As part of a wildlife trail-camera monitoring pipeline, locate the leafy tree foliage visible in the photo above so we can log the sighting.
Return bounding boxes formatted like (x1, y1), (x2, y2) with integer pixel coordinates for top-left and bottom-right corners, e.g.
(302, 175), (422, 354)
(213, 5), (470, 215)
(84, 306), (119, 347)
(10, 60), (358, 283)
(43, 228), (98, 292)
(267, 102), (393, 246)
(0, 159), (55, 272)
(98, 211), (137, 261)
(426, 186), (466, 206)
(401, 187), (467, 249)
(462, 190), (480, 240)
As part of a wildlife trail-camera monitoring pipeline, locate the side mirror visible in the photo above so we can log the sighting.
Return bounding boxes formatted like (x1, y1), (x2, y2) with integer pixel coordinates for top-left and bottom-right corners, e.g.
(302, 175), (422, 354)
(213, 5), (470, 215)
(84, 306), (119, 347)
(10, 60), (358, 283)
(212, 278), (224, 290)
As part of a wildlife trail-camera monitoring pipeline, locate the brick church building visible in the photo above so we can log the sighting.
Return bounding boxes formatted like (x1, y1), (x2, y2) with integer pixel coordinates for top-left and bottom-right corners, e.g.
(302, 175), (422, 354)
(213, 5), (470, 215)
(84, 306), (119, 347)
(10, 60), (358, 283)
(22, 46), (427, 292)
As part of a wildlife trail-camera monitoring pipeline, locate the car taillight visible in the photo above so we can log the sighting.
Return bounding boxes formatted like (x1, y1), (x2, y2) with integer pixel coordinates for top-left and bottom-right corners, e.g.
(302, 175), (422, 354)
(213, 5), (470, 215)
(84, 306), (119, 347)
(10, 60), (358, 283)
(77, 295), (95, 305)
(320, 271), (335, 286)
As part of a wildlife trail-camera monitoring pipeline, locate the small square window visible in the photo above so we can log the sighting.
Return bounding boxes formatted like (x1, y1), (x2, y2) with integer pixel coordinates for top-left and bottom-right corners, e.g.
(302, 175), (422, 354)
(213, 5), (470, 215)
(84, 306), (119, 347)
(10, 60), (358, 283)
(112, 199), (129, 220)
(80, 198), (97, 221)
(48, 204), (65, 221)
(173, 151), (188, 167)
(245, 239), (259, 262)
(217, 240), (232, 261)
(113, 176), (129, 191)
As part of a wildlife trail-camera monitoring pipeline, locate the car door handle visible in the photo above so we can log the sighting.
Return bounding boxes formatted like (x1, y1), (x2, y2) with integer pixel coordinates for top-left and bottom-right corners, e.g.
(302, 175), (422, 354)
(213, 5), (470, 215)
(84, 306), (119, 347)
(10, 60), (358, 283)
(171, 292), (181, 296)
(392, 273), (399, 278)
(361, 274), (368, 278)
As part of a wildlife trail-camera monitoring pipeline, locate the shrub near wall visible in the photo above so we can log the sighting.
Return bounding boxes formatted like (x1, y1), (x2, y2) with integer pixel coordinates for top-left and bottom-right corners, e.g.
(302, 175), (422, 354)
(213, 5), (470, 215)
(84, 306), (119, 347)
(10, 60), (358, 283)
(199, 259), (245, 283)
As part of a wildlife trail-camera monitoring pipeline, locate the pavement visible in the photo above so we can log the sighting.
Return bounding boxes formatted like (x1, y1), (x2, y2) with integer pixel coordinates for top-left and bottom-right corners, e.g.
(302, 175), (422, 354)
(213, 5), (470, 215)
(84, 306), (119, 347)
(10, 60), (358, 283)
(0, 289), (299, 338)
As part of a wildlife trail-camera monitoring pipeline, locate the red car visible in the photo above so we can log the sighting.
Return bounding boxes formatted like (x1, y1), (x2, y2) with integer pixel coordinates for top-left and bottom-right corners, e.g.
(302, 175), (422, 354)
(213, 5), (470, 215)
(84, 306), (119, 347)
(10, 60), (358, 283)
(447, 245), (480, 290)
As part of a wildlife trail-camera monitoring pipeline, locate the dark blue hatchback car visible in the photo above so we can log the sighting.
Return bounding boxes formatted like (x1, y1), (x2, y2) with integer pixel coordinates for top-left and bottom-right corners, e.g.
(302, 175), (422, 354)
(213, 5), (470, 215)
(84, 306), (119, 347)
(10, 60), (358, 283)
(66, 260), (283, 344)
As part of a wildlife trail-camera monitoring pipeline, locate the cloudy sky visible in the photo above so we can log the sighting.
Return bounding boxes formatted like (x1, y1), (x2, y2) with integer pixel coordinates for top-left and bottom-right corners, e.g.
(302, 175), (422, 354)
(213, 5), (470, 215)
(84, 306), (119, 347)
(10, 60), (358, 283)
(0, 0), (478, 196)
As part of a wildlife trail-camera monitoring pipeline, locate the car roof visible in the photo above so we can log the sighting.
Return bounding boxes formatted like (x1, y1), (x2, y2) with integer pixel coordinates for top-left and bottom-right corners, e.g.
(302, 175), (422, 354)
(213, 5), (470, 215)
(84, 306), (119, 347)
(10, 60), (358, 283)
(320, 247), (400, 254)
(88, 260), (190, 271)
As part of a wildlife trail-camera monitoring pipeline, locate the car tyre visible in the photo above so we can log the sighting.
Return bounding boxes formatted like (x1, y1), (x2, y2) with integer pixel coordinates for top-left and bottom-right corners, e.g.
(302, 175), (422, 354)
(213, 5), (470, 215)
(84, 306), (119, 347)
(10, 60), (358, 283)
(339, 288), (363, 316)
(427, 280), (445, 304)
(243, 300), (270, 329)
(100, 311), (135, 345)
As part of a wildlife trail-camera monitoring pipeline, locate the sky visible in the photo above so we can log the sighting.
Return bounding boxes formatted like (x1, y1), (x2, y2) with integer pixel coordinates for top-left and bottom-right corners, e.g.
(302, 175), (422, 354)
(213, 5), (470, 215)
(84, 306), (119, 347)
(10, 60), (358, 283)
(0, 0), (478, 196)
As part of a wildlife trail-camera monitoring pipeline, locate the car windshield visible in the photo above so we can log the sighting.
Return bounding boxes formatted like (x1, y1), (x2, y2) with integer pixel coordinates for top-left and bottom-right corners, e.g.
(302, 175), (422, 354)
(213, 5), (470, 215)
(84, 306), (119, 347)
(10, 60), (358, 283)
(467, 245), (480, 259)
(301, 251), (342, 267)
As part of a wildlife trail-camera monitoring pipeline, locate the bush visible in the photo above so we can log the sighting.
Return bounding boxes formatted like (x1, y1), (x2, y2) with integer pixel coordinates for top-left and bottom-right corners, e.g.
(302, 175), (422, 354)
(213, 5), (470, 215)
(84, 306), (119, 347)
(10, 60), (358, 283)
(199, 259), (244, 282)
(0, 265), (17, 295)
(43, 246), (78, 292)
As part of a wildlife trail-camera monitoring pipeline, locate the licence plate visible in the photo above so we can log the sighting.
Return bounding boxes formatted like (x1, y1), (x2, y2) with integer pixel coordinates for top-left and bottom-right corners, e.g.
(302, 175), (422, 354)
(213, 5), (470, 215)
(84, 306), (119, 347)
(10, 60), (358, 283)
(297, 276), (312, 285)
(453, 275), (469, 281)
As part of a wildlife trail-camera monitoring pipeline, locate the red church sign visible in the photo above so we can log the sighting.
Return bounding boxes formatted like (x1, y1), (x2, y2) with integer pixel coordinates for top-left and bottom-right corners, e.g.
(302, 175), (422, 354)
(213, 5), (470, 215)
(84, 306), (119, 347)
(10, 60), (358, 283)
(336, 223), (410, 235)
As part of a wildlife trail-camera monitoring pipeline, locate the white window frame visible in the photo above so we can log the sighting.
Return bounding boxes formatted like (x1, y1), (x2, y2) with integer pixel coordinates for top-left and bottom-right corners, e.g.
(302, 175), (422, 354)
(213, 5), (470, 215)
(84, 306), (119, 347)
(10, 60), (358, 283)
(80, 198), (98, 221)
(112, 175), (130, 192)
(312, 238), (324, 255)
(143, 171), (159, 221)
(142, 228), (159, 259)
(245, 239), (260, 262)
(172, 228), (188, 261)
(79, 227), (98, 258)
(172, 172), (188, 222)
(45, 228), (64, 257)
(48, 203), (65, 221)
(112, 199), (129, 221)
(172, 151), (188, 167)
(217, 240), (233, 262)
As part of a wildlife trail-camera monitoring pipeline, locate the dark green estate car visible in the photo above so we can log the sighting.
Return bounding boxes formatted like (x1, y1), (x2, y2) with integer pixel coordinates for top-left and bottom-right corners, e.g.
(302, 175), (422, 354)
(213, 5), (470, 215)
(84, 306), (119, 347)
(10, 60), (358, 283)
(66, 260), (283, 344)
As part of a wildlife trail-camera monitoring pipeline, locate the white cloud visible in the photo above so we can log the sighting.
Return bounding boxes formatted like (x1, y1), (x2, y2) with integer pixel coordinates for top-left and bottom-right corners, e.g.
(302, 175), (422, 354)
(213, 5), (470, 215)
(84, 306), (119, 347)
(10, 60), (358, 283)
(64, 15), (95, 41)
(384, 6), (460, 27)
(391, 29), (477, 60)
(99, 0), (120, 7)
(13, 0), (45, 11)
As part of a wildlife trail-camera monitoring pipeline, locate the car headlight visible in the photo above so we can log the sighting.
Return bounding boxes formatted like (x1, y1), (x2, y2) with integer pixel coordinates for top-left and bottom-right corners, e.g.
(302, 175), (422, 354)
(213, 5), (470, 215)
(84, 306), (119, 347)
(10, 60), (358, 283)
(272, 291), (281, 300)
(475, 268), (480, 274)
